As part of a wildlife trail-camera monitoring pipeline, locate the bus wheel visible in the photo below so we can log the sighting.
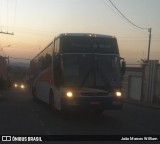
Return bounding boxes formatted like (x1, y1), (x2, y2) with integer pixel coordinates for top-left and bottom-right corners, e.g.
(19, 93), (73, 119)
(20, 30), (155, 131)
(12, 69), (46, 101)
(49, 90), (54, 109)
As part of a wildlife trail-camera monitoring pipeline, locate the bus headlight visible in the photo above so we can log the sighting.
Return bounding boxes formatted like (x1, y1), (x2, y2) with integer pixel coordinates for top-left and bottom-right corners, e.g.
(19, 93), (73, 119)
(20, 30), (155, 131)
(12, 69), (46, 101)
(115, 91), (122, 97)
(66, 91), (73, 98)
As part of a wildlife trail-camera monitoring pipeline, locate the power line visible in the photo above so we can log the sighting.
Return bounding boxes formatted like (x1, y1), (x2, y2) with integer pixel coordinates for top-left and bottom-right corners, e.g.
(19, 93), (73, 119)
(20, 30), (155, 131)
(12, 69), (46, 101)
(108, 0), (148, 30)
(102, 0), (147, 35)
(102, 0), (125, 21)
(0, 0), (2, 30)
(7, 0), (9, 32)
(0, 0), (14, 35)
(107, 0), (152, 62)
(13, 0), (17, 33)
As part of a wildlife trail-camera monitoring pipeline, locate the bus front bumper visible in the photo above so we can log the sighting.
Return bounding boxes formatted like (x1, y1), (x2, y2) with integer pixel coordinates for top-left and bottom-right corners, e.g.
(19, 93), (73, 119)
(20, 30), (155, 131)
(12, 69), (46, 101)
(62, 96), (123, 111)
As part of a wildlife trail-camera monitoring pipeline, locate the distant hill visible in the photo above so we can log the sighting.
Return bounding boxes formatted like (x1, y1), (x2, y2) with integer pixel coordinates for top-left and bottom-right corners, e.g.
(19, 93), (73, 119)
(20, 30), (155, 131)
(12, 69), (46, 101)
(10, 62), (30, 68)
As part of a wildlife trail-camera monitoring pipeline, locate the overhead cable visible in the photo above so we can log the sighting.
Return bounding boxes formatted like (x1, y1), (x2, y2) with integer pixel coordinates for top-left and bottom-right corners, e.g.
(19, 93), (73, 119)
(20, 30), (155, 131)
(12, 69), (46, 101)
(108, 0), (148, 30)
(13, 0), (17, 33)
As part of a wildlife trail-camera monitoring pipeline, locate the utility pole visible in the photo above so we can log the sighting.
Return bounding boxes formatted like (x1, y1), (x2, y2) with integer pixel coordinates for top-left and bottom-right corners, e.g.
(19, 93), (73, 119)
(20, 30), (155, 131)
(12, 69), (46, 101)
(147, 28), (152, 62)
(0, 31), (13, 50)
(0, 30), (13, 54)
(0, 31), (14, 35)
(0, 30), (13, 72)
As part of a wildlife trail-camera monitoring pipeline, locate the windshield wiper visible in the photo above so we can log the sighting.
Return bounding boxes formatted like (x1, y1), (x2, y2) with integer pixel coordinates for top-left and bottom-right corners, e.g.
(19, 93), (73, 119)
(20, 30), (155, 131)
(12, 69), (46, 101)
(96, 65), (112, 90)
(80, 67), (92, 88)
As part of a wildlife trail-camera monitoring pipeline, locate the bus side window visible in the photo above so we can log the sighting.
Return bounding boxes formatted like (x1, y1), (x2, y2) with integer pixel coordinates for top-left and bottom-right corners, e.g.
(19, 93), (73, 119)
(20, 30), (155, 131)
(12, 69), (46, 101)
(54, 38), (60, 54)
(54, 40), (57, 54)
(53, 55), (61, 89)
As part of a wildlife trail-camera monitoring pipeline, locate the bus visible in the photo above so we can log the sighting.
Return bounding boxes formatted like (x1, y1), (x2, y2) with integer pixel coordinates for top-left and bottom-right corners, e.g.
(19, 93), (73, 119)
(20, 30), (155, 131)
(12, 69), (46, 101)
(29, 33), (125, 113)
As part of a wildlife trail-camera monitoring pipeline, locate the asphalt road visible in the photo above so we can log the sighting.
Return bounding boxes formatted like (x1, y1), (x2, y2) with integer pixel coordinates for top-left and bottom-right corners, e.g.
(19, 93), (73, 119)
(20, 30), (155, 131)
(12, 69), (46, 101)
(0, 87), (160, 142)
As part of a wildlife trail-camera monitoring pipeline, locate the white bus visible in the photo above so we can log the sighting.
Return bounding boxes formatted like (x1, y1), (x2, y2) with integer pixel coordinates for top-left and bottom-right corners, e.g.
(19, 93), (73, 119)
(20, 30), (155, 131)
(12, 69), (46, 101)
(29, 33), (125, 113)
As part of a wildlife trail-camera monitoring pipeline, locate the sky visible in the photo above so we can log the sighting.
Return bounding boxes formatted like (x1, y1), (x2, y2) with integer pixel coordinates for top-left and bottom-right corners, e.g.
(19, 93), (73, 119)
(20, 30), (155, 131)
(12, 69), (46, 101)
(0, 0), (160, 65)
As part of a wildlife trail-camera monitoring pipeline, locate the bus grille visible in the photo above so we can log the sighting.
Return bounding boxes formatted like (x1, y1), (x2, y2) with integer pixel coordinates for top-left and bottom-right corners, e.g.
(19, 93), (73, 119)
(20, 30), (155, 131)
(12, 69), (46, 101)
(80, 92), (108, 96)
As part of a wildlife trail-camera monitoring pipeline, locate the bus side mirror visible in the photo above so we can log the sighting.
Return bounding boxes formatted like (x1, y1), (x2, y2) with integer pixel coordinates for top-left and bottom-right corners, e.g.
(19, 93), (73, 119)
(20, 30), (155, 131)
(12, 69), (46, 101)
(121, 58), (126, 75)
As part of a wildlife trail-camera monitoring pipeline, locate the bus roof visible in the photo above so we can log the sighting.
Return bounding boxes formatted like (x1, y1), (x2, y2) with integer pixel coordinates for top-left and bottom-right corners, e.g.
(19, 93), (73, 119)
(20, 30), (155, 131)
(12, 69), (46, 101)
(31, 33), (117, 61)
(57, 33), (116, 39)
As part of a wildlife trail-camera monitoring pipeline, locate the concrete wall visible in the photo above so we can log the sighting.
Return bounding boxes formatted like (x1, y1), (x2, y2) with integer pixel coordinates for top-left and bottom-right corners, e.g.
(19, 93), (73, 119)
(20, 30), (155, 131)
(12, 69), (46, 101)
(155, 65), (160, 100)
(153, 64), (160, 104)
(124, 61), (160, 106)
(142, 61), (160, 104)
(123, 67), (142, 100)
(128, 76), (142, 101)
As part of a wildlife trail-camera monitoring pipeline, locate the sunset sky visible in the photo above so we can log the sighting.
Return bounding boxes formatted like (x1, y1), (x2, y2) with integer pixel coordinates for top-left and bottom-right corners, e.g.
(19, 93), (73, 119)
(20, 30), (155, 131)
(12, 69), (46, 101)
(0, 0), (160, 65)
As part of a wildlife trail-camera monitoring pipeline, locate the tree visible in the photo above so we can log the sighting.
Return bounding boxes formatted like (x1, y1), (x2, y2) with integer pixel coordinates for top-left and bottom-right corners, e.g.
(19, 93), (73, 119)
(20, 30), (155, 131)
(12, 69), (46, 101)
(138, 59), (148, 67)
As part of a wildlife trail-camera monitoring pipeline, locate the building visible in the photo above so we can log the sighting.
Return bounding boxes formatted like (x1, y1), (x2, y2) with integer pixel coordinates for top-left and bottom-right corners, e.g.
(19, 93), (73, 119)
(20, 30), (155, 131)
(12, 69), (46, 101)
(0, 56), (9, 90)
(123, 60), (160, 106)
(0, 56), (8, 79)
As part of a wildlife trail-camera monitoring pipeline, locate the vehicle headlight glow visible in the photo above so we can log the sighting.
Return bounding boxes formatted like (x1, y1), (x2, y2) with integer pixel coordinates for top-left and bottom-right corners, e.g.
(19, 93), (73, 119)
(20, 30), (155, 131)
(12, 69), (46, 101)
(14, 84), (18, 87)
(20, 84), (25, 89)
(115, 91), (122, 97)
(66, 91), (73, 98)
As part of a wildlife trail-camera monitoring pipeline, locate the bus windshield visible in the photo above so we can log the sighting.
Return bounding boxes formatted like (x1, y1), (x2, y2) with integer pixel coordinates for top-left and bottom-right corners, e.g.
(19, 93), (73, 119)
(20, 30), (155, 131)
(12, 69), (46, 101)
(61, 54), (121, 91)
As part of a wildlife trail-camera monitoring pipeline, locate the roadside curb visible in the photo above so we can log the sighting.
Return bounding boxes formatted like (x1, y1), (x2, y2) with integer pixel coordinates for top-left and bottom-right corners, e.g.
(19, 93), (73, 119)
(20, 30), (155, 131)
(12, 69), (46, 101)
(124, 99), (160, 110)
